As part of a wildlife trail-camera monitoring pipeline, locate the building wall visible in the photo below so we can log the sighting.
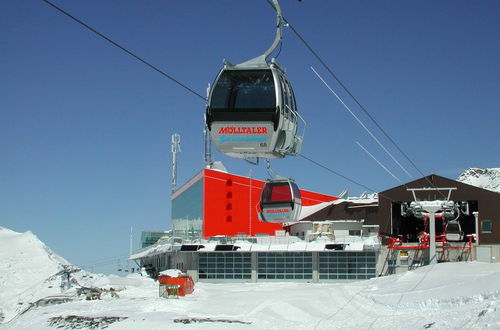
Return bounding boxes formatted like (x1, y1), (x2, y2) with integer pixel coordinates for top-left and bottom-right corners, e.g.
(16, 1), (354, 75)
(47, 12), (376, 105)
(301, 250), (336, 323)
(303, 203), (378, 224)
(202, 169), (336, 238)
(379, 174), (500, 244)
(140, 250), (378, 283)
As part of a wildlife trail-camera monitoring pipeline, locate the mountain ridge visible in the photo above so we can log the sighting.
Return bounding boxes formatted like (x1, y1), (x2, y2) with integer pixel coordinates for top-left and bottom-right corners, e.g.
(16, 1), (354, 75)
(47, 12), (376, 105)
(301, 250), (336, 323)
(457, 168), (500, 193)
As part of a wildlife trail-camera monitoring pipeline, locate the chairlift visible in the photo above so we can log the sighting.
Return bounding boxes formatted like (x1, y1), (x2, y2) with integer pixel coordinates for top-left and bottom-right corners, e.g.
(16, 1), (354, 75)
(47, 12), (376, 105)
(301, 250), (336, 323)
(205, 0), (304, 159)
(258, 179), (302, 223)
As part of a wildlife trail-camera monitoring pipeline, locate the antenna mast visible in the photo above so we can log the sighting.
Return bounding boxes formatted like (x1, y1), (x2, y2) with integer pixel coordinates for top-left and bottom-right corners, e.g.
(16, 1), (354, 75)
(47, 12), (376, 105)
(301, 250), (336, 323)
(171, 133), (181, 194)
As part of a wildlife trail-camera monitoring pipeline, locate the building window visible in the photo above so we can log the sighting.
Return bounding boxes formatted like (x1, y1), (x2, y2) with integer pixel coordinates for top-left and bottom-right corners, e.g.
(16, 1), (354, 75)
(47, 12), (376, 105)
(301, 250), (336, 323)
(482, 219), (492, 233)
(257, 252), (313, 280)
(198, 252), (252, 279)
(318, 251), (377, 280)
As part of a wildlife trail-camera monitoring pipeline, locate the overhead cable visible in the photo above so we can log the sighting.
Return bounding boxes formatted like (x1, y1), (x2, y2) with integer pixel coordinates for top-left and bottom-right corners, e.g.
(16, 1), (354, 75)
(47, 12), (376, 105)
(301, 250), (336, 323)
(276, 3), (420, 175)
(271, 1), (447, 198)
(41, 0), (207, 102)
(300, 154), (377, 195)
(43, 0), (441, 202)
(356, 141), (401, 183)
(312, 67), (413, 178)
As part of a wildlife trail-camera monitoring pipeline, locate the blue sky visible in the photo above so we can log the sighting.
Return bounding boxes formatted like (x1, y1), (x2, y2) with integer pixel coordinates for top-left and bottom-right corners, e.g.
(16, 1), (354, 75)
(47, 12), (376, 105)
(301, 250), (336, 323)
(1, 1), (498, 274)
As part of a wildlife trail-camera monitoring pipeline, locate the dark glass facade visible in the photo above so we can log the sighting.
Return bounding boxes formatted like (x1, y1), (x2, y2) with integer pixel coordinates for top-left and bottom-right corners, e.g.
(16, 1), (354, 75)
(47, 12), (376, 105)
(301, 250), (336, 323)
(319, 251), (377, 280)
(258, 252), (313, 280)
(171, 178), (203, 240)
(199, 252), (252, 279)
(141, 249), (379, 282)
(140, 231), (170, 248)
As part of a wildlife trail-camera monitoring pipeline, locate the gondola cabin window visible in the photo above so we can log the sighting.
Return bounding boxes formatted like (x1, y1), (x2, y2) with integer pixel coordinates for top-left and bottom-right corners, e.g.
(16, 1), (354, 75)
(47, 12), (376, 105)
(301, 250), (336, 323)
(270, 185), (292, 202)
(210, 70), (276, 111)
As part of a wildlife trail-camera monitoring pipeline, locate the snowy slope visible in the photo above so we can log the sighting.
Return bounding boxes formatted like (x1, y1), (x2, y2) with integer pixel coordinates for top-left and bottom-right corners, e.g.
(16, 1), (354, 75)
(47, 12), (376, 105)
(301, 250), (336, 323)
(458, 168), (500, 193)
(0, 227), (151, 325)
(2, 227), (500, 329)
(2, 263), (500, 329)
(0, 227), (73, 323)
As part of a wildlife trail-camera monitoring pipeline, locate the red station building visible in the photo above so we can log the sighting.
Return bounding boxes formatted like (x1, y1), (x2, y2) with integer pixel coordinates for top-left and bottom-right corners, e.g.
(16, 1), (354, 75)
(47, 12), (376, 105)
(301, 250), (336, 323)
(171, 168), (336, 239)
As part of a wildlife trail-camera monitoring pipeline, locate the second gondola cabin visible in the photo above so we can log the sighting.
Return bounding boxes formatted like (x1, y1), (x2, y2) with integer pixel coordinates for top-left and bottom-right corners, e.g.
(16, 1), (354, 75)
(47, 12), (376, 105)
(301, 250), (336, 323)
(258, 179), (302, 223)
(206, 60), (303, 159)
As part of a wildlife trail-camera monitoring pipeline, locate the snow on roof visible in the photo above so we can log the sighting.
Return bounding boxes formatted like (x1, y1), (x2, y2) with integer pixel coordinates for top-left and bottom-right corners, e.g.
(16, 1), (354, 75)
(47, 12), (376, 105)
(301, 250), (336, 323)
(299, 197), (378, 220)
(158, 269), (183, 277)
(129, 242), (173, 260)
(130, 235), (380, 258)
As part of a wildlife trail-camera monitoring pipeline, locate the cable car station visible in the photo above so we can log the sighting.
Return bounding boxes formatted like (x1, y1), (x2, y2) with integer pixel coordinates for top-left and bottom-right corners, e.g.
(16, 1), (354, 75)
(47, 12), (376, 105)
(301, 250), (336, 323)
(130, 0), (500, 282)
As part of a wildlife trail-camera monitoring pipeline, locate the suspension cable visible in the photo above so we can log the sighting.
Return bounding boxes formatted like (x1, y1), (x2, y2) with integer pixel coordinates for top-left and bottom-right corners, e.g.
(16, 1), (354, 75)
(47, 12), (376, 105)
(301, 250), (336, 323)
(43, 0), (445, 201)
(41, 0), (392, 200)
(269, 0), (447, 199)
(311, 66), (413, 178)
(41, 0), (207, 102)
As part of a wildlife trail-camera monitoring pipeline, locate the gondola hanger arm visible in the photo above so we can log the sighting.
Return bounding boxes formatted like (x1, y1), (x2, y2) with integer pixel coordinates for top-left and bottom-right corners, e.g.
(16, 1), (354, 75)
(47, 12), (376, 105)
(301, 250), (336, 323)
(236, 0), (285, 67)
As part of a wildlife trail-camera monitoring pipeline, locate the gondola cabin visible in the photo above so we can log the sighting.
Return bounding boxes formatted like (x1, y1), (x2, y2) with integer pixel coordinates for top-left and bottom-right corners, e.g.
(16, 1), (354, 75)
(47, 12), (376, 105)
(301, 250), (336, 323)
(259, 179), (302, 223)
(206, 61), (303, 159)
(445, 220), (464, 242)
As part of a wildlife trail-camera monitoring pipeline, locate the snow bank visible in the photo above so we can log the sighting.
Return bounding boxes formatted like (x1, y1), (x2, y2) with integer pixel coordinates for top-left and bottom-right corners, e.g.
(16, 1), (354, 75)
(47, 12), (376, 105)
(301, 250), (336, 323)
(369, 261), (500, 309)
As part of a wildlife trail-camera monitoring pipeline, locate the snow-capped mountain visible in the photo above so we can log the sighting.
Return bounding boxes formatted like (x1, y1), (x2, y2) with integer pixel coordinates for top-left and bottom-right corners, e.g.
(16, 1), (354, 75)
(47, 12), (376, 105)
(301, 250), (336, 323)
(457, 168), (500, 193)
(0, 227), (112, 324)
(0, 227), (70, 323)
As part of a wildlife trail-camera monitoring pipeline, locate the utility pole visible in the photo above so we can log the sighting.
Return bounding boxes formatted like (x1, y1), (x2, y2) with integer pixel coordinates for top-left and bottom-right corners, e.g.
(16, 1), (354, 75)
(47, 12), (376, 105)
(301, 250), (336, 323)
(473, 211), (479, 246)
(129, 226), (133, 256)
(249, 169), (253, 236)
(171, 133), (181, 194)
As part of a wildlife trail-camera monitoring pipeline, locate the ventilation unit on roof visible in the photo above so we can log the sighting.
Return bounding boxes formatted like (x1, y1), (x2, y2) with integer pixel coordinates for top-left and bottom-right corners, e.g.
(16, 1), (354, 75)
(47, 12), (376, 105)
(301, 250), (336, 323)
(214, 245), (240, 251)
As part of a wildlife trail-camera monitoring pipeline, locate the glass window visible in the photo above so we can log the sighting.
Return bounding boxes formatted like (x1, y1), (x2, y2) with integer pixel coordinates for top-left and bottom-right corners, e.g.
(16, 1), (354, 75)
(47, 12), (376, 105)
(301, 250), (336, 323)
(482, 219), (492, 233)
(447, 223), (460, 232)
(210, 70), (276, 111)
(319, 252), (377, 280)
(279, 76), (287, 115)
(261, 182), (292, 203)
(198, 252), (252, 280)
(291, 182), (302, 203)
(257, 252), (313, 280)
(172, 178), (203, 240)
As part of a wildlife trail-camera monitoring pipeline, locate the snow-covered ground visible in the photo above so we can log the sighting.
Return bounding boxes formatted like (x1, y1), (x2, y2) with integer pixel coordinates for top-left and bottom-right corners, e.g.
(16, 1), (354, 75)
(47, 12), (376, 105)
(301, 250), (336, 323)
(2, 226), (500, 329)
